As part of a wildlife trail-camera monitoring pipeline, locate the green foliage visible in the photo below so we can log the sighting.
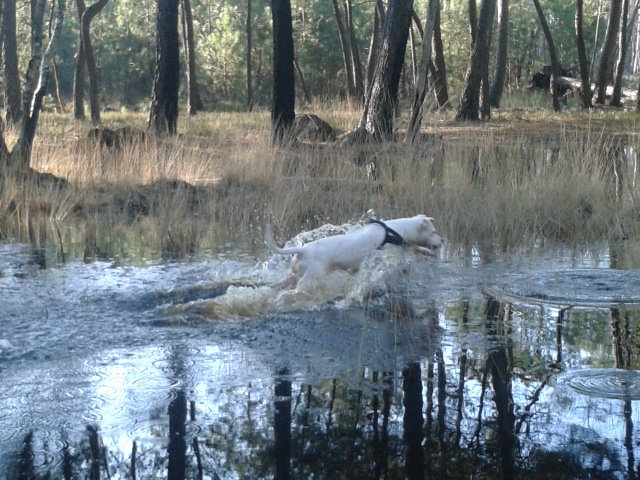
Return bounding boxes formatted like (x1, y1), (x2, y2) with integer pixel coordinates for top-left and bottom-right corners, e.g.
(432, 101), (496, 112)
(437, 1), (472, 95)
(198, 3), (244, 101)
(510, 0), (601, 72)
(292, 0), (352, 98)
(93, 0), (155, 107)
(5, 0), (624, 110)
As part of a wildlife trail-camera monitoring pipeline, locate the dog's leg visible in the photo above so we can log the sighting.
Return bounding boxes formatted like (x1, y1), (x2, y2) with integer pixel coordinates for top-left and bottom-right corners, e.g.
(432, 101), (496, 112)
(412, 245), (438, 256)
(270, 275), (299, 291)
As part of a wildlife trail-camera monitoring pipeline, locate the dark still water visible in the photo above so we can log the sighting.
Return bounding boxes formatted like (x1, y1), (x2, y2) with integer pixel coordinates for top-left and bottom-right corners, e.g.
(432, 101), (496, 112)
(1, 239), (639, 479)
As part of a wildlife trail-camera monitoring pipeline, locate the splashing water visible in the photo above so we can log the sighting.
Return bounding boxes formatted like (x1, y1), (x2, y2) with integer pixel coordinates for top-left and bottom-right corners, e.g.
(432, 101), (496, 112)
(169, 219), (427, 320)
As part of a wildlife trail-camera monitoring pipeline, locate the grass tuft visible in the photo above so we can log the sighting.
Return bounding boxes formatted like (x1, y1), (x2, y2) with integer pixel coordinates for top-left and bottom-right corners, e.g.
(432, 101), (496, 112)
(1, 103), (638, 264)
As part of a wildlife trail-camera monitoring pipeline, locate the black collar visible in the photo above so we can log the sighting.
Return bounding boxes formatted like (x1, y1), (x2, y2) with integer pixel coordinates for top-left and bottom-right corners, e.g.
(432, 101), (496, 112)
(369, 219), (405, 248)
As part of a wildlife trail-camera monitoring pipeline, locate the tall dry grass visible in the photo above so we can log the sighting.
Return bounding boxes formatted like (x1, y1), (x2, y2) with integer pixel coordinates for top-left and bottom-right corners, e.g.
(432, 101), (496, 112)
(1, 105), (638, 263)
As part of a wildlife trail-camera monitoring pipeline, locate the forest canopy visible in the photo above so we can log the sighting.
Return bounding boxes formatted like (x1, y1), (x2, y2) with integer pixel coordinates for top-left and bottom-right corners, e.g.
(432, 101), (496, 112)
(5, 0), (632, 111)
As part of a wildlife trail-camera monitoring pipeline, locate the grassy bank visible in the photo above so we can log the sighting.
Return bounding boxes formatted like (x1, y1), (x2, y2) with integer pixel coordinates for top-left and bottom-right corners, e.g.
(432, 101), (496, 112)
(1, 102), (639, 264)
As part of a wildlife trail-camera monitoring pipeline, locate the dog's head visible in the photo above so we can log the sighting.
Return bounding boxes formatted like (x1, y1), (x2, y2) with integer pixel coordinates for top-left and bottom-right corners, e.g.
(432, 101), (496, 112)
(405, 214), (443, 251)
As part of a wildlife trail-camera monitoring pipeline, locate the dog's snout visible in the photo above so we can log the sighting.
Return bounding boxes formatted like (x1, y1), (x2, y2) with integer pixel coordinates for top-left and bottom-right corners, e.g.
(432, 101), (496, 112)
(431, 234), (443, 249)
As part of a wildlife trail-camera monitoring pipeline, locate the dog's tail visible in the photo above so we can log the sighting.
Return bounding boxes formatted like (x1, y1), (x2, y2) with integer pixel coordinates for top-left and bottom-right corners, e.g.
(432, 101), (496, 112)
(264, 224), (304, 255)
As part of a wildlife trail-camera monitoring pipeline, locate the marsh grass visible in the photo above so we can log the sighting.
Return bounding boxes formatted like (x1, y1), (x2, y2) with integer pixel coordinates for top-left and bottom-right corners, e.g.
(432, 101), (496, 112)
(1, 103), (639, 264)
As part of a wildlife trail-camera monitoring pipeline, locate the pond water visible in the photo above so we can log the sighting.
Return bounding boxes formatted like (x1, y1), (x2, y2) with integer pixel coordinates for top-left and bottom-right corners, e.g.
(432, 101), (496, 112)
(1, 232), (640, 479)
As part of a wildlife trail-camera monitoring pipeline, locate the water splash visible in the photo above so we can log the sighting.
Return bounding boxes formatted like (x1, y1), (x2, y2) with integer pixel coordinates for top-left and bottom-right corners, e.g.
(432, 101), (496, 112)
(169, 219), (424, 320)
(169, 269), (367, 320)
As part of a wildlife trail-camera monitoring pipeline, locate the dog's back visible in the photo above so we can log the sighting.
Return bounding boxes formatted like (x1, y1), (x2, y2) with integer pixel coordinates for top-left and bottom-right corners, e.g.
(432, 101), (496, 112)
(265, 215), (442, 289)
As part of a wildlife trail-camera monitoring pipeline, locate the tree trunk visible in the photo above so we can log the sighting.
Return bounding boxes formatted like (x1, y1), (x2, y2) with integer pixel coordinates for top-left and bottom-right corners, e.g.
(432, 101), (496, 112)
(629, 0), (640, 72)
(180, 0), (203, 115)
(611, 0), (629, 106)
(294, 58), (311, 103)
(411, 7), (423, 38)
(480, 46), (492, 119)
(636, 73), (640, 110)
(345, 0), (364, 100)
(148, 0), (180, 135)
(468, 0), (477, 45)
(431, 2), (449, 107)
(406, 0), (438, 142)
(488, 0), (509, 108)
(532, 0), (561, 112)
(591, 0), (604, 75)
(51, 58), (64, 113)
(478, 0), (495, 120)
(0, 0), (9, 162)
(10, 0), (65, 169)
(72, 0), (86, 120)
(365, 0), (384, 99)
(21, 0), (46, 123)
(595, 0), (623, 103)
(81, 0), (109, 124)
(2, 0), (23, 125)
(332, 0), (356, 100)
(358, 0), (413, 141)
(0, 1), (5, 79)
(271, 0), (295, 145)
(46, 3), (64, 113)
(575, 0), (592, 108)
(246, 0), (253, 110)
(456, 0), (496, 121)
(409, 25), (417, 84)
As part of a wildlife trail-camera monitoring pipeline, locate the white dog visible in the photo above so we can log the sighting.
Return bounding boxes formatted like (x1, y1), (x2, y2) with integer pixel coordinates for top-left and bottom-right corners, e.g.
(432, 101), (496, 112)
(265, 215), (443, 289)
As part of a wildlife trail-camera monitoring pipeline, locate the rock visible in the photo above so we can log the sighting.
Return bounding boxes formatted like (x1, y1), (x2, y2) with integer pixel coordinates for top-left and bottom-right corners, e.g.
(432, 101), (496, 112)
(292, 114), (337, 142)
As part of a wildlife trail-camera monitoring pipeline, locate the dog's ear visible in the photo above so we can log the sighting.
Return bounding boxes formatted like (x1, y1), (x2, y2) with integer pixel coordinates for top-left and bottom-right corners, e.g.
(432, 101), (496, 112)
(418, 216), (435, 226)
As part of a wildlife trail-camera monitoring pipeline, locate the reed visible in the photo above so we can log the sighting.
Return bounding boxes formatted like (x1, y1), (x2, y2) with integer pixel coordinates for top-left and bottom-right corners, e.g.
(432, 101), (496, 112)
(1, 104), (638, 263)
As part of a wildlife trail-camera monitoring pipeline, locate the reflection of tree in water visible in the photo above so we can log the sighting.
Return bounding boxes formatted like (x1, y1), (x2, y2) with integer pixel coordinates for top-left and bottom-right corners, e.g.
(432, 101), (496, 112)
(6, 302), (640, 479)
(274, 369), (291, 480)
(485, 296), (516, 480)
(7, 367), (635, 479)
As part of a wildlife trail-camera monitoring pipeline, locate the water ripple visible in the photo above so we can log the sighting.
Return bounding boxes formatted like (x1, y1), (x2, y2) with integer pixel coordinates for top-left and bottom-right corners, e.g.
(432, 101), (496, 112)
(560, 368), (640, 401)
(486, 269), (640, 308)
